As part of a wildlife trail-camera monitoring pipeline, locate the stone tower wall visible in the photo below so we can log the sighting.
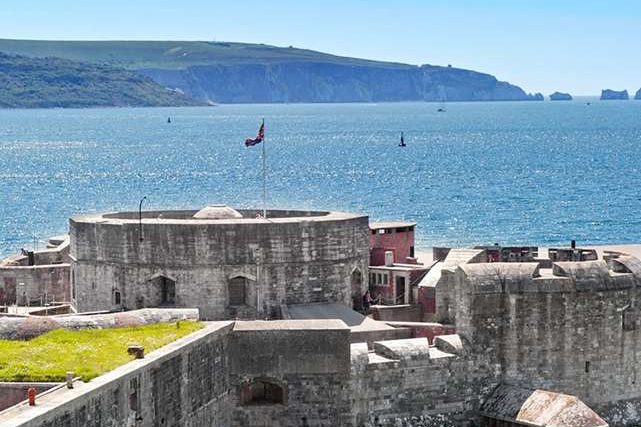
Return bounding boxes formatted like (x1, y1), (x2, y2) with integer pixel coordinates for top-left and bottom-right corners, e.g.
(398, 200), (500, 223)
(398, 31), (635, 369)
(448, 261), (641, 423)
(70, 210), (369, 320)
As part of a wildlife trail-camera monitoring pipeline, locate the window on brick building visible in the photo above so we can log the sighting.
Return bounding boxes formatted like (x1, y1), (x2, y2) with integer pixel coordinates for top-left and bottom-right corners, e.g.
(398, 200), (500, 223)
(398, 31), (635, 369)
(228, 276), (247, 306)
(240, 379), (286, 405)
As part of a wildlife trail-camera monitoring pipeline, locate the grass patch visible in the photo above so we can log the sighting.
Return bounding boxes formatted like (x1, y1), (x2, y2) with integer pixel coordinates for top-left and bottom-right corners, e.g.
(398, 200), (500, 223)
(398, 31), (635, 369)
(0, 321), (202, 382)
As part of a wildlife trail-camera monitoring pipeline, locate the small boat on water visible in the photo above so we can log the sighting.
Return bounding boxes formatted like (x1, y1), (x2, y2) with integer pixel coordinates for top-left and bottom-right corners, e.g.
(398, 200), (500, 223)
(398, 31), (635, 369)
(167, 117), (172, 123)
(399, 132), (406, 147)
(437, 98), (446, 112)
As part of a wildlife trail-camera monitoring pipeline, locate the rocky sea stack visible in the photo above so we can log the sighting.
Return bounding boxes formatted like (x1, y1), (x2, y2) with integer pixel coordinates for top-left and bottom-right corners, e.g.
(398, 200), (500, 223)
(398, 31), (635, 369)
(635, 88), (641, 100)
(549, 91), (572, 101)
(600, 89), (629, 100)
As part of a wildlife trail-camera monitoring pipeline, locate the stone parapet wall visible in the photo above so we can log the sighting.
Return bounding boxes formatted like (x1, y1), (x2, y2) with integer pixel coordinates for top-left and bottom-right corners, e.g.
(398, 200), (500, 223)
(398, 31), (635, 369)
(0, 308), (198, 340)
(0, 321), (498, 427)
(0, 264), (70, 306)
(0, 383), (60, 412)
(0, 322), (235, 427)
(350, 336), (499, 426)
(370, 304), (423, 322)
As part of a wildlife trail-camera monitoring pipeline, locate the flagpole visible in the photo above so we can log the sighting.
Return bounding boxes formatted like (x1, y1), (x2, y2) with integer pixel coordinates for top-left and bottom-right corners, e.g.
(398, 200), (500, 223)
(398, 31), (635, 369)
(261, 118), (267, 219)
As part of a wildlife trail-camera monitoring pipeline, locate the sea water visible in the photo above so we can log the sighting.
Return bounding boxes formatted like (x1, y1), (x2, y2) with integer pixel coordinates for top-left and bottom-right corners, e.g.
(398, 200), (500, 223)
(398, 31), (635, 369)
(1, 99), (641, 256)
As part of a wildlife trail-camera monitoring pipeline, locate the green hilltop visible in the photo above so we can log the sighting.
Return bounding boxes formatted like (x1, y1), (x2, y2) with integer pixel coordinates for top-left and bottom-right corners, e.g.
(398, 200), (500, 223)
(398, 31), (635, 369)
(0, 52), (203, 108)
(0, 39), (410, 70)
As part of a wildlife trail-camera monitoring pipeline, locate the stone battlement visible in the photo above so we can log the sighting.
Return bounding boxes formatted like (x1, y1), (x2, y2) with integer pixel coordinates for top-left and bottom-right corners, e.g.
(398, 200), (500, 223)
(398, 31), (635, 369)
(457, 257), (640, 295)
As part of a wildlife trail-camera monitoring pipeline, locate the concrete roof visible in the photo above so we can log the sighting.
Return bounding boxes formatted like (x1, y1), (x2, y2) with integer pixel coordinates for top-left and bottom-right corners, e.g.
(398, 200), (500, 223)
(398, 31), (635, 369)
(286, 303), (396, 333)
(460, 262), (540, 281)
(480, 384), (608, 427)
(71, 208), (365, 226)
(417, 261), (445, 288)
(613, 255), (641, 276)
(233, 319), (348, 331)
(552, 260), (609, 279)
(369, 221), (416, 229)
(287, 303), (364, 326)
(443, 248), (485, 266)
(369, 264), (428, 272)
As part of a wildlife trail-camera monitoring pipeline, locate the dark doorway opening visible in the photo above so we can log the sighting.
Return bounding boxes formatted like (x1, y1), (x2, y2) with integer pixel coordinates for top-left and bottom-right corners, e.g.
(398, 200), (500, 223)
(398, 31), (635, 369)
(240, 379), (286, 405)
(395, 276), (406, 304)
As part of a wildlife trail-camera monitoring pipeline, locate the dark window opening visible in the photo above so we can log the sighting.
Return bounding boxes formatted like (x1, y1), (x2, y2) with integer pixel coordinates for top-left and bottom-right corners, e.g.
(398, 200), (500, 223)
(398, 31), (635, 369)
(71, 270), (76, 300)
(623, 307), (637, 331)
(585, 361), (590, 373)
(160, 277), (175, 305)
(395, 276), (406, 303)
(351, 269), (363, 310)
(410, 246), (415, 258)
(228, 277), (247, 306)
(129, 378), (138, 411)
(114, 290), (121, 305)
(240, 380), (285, 405)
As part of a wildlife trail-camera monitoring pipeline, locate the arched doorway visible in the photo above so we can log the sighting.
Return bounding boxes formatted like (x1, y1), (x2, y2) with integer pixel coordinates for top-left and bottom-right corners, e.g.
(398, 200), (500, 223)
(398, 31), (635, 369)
(149, 275), (176, 306)
(228, 276), (248, 306)
(240, 378), (286, 405)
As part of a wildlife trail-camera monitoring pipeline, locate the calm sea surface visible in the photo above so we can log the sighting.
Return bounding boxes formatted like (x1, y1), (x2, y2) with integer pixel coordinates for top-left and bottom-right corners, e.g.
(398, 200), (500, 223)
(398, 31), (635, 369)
(1, 99), (641, 256)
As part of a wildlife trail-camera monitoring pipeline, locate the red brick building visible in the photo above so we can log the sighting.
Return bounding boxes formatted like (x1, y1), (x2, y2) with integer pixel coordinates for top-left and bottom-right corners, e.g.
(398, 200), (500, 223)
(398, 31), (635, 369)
(369, 221), (416, 266)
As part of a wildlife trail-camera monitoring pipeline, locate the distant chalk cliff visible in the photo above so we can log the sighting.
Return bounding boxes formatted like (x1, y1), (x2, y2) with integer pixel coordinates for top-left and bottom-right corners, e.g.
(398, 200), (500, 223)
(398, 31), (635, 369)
(0, 39), (542, 105)
(138, 62), (543, 104)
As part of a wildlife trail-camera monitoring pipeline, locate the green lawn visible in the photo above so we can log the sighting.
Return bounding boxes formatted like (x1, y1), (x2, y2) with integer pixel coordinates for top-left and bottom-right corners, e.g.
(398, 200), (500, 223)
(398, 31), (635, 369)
(0, 321), (202, 382)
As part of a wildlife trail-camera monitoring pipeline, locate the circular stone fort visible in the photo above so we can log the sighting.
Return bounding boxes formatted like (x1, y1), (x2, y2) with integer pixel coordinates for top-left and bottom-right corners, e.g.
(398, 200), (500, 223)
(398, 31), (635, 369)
(69, 206), (369, 320)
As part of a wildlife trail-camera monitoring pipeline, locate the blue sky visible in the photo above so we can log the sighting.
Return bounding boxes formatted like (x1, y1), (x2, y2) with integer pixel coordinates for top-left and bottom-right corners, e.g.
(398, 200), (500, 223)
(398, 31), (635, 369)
(1, 0), (639, 95)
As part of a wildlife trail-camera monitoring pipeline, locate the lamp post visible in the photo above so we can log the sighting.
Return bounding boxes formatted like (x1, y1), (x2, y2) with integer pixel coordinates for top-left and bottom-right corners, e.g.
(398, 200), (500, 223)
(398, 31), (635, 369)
(139, 196), (147, 242)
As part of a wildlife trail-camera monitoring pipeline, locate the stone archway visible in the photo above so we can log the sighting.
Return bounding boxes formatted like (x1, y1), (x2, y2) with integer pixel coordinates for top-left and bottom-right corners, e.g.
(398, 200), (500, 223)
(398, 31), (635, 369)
(228, 276), (249, 306)
(148, 274), (176, 307)
(240, 378), (287, 405)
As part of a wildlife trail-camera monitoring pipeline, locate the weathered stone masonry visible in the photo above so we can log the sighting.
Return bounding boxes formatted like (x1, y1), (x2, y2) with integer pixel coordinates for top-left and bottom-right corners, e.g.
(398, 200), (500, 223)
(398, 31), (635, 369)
(0, 321), (484, 427)
(434, 255), (641, 425)
(70, 208), (370, 320)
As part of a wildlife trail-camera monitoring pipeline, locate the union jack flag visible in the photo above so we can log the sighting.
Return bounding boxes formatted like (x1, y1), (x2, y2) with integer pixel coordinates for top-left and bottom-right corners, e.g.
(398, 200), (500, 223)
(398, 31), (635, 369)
(245, 121), (265, 147)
